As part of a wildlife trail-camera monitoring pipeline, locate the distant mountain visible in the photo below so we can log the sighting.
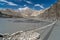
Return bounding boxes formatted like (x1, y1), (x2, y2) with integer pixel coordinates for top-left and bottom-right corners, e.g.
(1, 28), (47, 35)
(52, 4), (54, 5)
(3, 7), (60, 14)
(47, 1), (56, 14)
(0, 1), (59, 19)
(17, 7), (49, 17)
(0, 7), (50, 18)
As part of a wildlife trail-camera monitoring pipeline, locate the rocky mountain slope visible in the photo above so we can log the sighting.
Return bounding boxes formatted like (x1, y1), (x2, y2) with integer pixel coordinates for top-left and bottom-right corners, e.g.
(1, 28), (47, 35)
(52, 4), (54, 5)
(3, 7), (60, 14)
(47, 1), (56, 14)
(38, 1), (60, 19)
(0, 7), (47, 18)
(0, 1), (60, 19)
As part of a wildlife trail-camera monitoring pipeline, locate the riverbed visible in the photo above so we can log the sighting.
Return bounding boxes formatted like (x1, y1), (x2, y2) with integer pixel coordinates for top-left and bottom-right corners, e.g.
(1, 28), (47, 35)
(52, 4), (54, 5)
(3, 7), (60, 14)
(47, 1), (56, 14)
(0, 18), (58, 40)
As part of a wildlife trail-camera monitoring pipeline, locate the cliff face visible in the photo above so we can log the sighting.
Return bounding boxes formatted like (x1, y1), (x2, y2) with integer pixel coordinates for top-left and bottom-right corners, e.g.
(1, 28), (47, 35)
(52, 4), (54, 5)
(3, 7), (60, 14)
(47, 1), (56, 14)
(56, 1), (60, 18)
(38, 1), (60, 19)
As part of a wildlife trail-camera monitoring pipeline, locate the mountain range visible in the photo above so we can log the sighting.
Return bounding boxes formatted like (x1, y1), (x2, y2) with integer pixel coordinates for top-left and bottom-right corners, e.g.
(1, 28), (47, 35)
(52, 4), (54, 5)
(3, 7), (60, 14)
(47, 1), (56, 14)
(0, 1), (60, 19)
(0, 7), (49, 18)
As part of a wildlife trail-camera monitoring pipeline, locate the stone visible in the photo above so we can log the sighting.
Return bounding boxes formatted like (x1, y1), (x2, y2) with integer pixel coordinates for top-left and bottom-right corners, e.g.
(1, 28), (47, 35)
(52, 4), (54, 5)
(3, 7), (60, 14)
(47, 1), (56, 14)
(4, 31), (40, 40)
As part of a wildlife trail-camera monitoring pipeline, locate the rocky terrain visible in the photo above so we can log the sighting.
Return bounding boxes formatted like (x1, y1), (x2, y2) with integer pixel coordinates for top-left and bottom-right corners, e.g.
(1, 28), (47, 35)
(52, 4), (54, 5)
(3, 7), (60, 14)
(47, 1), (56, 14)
(0, 1), (60, 19)
(38, 1), (60, 19)
(0, 7), (49, 18)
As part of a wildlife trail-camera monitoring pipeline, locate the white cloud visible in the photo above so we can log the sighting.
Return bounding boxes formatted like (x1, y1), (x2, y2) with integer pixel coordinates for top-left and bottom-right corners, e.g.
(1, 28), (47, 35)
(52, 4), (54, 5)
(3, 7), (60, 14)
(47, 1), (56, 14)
(0, 0), (6, 2)
(0, 0), (17, 6)
(26, 1), (32, 4)
(18, 7), (29, 10)
(34, 4), (44, 9)
(24, 5), (26, 6)
(6, 2), (17, 6)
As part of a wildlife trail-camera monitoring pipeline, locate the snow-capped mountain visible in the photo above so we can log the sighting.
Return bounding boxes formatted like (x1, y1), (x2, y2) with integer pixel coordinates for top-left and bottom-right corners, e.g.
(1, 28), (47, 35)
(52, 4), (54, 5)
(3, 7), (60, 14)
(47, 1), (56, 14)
(15, 7), (50, 17)
(0, 6), (51, 18)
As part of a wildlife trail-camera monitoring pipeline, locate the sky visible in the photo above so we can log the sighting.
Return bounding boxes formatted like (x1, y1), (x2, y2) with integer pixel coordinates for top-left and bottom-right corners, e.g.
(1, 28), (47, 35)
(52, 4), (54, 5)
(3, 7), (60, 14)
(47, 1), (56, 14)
(0, 0), (57, 10)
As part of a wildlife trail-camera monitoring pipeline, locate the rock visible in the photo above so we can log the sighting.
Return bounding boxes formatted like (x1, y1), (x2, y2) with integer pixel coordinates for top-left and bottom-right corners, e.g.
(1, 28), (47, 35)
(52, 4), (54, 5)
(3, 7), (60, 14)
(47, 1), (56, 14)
(6, 31), (40, 40)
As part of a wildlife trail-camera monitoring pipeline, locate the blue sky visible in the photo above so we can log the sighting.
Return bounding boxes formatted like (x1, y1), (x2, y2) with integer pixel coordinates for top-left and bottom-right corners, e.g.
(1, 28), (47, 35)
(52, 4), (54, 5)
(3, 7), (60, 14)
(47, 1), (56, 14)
(0, 0), (57, 10)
